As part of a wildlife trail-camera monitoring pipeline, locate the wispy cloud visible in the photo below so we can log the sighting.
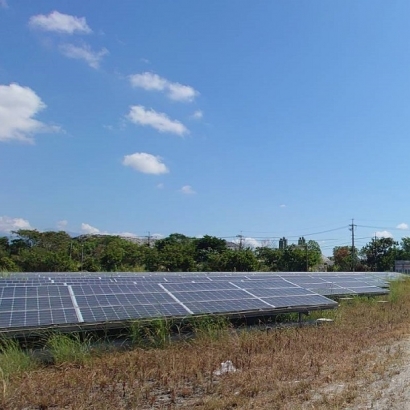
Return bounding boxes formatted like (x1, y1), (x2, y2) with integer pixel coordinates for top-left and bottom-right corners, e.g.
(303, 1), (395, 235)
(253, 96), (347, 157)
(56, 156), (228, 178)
(81, 223), (138, 238)
(375, 230), (393, 239)
(233, 236), (261, 248)
(396, 223), (409, 230)
(123, 152), (169, 175)
(127, 105), (188, 135)
(56, 220), (68, 230)
(29, 11), (92, 34)
(0, 216), (32, 232)
(191, 110), (203, 120)
(0, 83), (59, 143)
(81, 223), (100, 234)
(180, 185), (196, 195)
(59, 43), (108, 68)
(129, 72), (199, 102)
(0, 0), (8, 9)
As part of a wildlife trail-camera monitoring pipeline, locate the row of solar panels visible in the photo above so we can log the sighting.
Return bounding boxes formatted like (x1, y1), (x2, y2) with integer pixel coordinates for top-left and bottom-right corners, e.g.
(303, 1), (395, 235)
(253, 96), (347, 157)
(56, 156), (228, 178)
(0, 272), (398, 332)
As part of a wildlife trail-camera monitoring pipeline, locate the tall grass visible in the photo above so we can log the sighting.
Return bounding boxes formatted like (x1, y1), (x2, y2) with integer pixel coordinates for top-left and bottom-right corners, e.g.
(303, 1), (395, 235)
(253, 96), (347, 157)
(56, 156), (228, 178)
(129, 317), (173, 348)
(46, 333), (91, 365)
(0, 339), (35, 380)
(190, 315), (230, 340)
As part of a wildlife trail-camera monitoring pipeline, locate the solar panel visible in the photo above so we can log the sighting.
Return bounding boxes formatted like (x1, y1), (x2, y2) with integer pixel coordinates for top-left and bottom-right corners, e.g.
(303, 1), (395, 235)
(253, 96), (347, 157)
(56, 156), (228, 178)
(183, 298), (274, 314)
(230, 280), (299, 289)
(243, 287), (316, 298)
(162, 282), (237, 292)
(262, 295), (338, 308)
(172, 289), (253, 303)
(0, 271), (398, 332)
(0, 284), (78, 329)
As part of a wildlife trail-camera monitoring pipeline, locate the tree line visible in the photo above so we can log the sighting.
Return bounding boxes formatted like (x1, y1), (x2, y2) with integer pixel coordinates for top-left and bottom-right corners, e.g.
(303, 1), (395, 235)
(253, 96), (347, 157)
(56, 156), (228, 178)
(0, 230), (406, 273)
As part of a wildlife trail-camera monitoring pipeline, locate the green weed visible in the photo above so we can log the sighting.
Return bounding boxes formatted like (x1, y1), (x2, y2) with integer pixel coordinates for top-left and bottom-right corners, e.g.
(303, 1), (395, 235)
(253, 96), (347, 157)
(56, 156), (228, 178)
(0, 339), (35, 381)
(46, 333), (91, 365)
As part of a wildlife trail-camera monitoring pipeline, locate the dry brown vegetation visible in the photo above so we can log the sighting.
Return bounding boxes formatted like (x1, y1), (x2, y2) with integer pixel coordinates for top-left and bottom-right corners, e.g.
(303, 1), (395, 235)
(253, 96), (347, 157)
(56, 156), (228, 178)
(2, 279), (410, 410)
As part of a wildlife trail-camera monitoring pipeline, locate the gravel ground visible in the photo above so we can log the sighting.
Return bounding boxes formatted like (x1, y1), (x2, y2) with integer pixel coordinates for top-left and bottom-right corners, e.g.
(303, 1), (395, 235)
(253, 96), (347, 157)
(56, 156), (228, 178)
(349, 339), (410, 410)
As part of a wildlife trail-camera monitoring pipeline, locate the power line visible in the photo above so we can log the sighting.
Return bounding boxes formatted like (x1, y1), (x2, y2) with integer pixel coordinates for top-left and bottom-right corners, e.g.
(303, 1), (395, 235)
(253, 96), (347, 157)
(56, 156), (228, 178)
(357, 224), (409, 231)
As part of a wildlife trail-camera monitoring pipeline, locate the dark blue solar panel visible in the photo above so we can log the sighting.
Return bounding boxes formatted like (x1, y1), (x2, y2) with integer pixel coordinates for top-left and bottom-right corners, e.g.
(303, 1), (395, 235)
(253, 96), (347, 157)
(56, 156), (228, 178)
(75, 292), (175, 308)
(231, 280), (299, 289)
(344, 286), (388, 294)
(244, 287), (315, 298)
(162, 282), (237, 292)
(308, 287), (348, 296)
(0, 271), (396, 331)
(262, 295), (337, 308)
(0, 308), (78, 328)
(80, 303), (189, 322)
(172, 289), (251, 303)
(183, 298), (273, 314)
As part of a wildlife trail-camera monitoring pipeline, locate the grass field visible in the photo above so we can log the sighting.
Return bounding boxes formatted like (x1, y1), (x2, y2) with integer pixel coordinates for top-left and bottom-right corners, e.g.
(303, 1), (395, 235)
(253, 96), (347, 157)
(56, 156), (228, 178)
(0, 279), (410, 409)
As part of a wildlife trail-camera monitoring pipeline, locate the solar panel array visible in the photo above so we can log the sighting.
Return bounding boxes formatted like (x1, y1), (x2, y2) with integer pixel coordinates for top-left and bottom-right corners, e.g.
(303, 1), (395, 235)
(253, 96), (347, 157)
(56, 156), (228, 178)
(0, 272), (398, 332)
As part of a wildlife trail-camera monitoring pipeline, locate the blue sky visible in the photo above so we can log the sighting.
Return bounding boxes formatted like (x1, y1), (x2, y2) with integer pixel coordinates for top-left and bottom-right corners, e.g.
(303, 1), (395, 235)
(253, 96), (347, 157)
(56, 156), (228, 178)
(1, 0), (410, 255)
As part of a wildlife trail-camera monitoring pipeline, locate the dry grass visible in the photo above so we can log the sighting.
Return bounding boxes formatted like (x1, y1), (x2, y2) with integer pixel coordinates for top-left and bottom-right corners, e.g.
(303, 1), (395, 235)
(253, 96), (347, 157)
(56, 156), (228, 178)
(1, 279), (410, 409)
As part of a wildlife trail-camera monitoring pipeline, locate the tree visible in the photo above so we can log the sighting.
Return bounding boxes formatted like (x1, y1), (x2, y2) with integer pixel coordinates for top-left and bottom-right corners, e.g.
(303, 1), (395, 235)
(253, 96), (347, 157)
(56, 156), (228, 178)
(333, 246), (354, 271)
(396, 237), (410, 261)
(100, 239), (126, 271)
(255, 246), (279, 271)
(306, 240), (322, 270)
(155, 233), (193, 251)
(219, 249), (259, 272)
(194, 235), (227, 271)
(360, 237), (398, 271)
(276, 245), (307, 271)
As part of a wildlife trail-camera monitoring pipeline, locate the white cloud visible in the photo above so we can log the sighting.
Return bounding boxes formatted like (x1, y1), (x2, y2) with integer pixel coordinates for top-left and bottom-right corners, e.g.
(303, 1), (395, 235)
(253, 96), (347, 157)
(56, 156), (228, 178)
(0, 216), (32, 233)
(167, 83), (198, 102)
(233, 236), (261, 248)
(81, 223), (140, 238)
(244, 237), (261, 248)
(117, 232), (138, 238)
(56, 220), (68, 230)
(280, 204), (286, 208)
(180, 185), (196, 195)
(375, 231), (393, 239)
(81, 223), (100, 235)
(59, 43), (108, 68)
(0, 0), (8, 9)
(123, 152), (169, 175)
(127, 105), (188, 135)
(396, 223), (409, 230)
(156, 183), (164, 189)
(191, 110), (203, 120)
(0, 83), (58, 143)
(29, 11), (92, 34)
(129, 72), (167, 91)
(151, 233), (164, 239)
(129, 72), (198, 102)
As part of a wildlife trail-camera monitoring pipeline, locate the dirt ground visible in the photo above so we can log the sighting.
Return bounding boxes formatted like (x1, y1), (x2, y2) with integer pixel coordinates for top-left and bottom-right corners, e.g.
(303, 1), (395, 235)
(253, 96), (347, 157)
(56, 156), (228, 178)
(347, 338), (410, 410)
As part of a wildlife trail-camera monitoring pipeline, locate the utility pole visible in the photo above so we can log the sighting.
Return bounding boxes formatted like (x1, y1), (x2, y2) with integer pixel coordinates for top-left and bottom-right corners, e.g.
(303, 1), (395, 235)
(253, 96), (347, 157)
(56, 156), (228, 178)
(349, 219), (356, 271)
(237, 233), (244, 250)
(147, 231), (151, 247)
(81, 243), (84, 272)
